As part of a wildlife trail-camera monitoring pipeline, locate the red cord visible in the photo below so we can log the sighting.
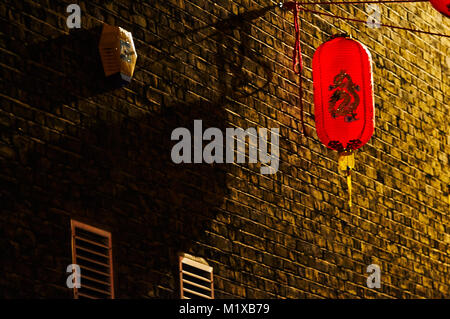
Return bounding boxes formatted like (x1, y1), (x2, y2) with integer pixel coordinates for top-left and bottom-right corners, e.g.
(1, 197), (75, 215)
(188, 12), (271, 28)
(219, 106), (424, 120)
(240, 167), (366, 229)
(293, 4), (303, 75)
(290, 3), (308, 136)
(282, 1), (449, 38)
(301, 7), (450, 38)
(285, 0), (428, 5)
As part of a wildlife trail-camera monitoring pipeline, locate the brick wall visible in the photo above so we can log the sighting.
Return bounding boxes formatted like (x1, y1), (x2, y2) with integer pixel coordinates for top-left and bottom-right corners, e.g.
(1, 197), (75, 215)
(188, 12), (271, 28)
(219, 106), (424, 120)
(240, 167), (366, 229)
(0, 0), (449, 298)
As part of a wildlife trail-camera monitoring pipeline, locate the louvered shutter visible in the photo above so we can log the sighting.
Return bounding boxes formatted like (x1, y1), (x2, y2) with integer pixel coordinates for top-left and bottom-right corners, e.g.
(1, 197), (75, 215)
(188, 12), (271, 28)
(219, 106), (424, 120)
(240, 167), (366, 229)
(179, 255), (214, 299)
(71, 220), (114, 299)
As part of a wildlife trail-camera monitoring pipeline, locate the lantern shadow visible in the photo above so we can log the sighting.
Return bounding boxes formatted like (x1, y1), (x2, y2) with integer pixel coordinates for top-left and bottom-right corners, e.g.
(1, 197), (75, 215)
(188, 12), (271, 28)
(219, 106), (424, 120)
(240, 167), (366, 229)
(142, 5), (273, 100)
(0, 6), (274, 298)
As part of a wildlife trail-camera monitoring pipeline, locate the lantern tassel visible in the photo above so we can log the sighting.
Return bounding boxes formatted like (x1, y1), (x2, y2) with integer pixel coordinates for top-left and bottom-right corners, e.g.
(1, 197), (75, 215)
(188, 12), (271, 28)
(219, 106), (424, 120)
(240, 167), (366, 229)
(338, 153), (355, 208)
(448, 185), (450, 205)
(347, 169), (352, 208)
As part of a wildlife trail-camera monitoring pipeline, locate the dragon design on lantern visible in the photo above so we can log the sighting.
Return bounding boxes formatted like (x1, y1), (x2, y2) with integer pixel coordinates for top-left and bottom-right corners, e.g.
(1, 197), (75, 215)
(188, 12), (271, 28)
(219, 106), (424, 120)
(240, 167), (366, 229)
(328, 70), (360, 122)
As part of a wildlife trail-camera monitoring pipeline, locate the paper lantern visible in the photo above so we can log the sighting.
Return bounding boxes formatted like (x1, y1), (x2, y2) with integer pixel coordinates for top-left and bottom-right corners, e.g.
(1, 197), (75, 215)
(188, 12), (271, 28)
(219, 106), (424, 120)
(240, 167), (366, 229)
(313, 35), (374, 207)
(429, 0), (450, 17)
(99, 24), (137, 85)
(313, 35), (374, 154)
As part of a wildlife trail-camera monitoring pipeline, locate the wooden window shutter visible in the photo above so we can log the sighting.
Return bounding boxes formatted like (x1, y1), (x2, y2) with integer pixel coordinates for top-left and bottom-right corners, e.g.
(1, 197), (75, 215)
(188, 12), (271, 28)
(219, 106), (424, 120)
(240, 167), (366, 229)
(71, 220), (114, 299)
(179, 254), (214, 299)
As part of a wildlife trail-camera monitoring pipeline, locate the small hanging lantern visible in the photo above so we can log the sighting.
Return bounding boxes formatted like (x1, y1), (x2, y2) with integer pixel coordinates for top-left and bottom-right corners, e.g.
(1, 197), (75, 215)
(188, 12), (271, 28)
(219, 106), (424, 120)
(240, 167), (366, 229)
(99, 24), (137, 86)
(313, 35), (374, 208)
(429, 0), (450, 17)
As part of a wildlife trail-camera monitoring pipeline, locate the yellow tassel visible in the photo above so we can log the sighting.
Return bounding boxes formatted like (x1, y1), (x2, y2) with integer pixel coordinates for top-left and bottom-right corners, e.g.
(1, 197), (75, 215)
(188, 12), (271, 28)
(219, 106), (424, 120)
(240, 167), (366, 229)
(338, 153), (355, 172)
(448, 186), (450, 205)
(338, 153), (355, 208)
(347, 172), (352, 208)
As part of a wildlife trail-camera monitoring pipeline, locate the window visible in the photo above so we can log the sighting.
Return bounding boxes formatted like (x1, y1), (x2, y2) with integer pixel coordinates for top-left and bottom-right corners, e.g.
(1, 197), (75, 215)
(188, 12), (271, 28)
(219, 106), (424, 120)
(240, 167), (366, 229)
(71, 220), (114, 299)
(179, 253), (214, 299)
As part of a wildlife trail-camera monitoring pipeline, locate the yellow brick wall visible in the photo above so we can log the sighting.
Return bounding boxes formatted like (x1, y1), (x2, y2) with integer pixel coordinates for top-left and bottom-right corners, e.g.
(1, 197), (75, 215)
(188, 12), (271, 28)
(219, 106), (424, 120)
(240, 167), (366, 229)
(0, 0), (448, 298)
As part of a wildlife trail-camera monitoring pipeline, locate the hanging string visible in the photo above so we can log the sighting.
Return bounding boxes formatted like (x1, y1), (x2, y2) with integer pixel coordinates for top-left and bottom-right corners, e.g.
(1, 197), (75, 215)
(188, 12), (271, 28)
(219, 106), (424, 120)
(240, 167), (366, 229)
(281, 0), (428, 5)
(292, 4), (303, 74)
(286, 2), (309, 136)
(300, 7), (450, 37)
(280, 1), (450, 38)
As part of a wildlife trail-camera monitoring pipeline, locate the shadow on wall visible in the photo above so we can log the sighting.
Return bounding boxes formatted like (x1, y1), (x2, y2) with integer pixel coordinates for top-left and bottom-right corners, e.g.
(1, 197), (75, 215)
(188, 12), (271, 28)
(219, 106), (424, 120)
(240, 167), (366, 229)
(0, 4), (273, 298)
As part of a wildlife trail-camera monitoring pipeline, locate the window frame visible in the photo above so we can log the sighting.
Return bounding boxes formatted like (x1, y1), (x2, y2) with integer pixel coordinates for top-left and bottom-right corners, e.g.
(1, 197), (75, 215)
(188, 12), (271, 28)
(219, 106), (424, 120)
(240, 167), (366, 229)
(179, 254), (214, 299)
(70, 220), (114, 299)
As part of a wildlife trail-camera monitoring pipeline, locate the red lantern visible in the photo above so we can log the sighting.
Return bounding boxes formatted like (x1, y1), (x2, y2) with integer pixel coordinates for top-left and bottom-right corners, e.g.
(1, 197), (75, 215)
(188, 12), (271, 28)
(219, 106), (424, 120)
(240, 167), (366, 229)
(313, 35), (374, 208)
(313, 35), (374, 154)
(429, 0), (450, 17)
